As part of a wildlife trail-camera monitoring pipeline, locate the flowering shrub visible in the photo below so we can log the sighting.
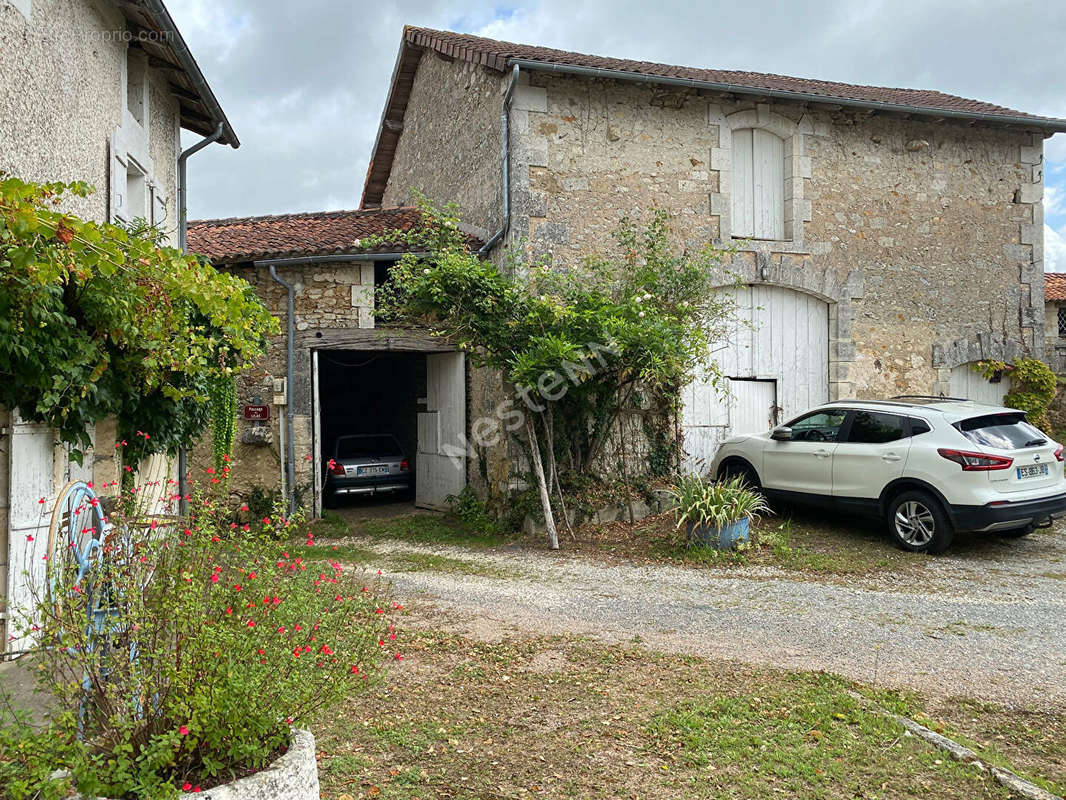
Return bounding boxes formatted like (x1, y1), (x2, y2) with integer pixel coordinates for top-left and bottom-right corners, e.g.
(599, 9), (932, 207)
(9, 469), (393, 798)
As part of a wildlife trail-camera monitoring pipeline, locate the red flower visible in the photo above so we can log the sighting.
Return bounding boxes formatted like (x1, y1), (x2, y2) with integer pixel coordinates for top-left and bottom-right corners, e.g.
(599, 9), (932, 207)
(37, 497), (45, 505)
(183, 782), (192, 791)
(25, 535), (33, 542)
(320, 645), (334, 655)
(234, 584), (242, 592)
(225, 607), (233, 615)
(394, 653), (404, 661)
(240, 504), (249, 512)
(178, 725), (189, 736)
(246, 620), (255, 628)
(248, 571), (257, 580)
(375, 608), (384, 614)
(257, 648), (265, 655)
(350, 665), (360, 674)
(206, 467), (215, 475)
(262, 517), (270, 525)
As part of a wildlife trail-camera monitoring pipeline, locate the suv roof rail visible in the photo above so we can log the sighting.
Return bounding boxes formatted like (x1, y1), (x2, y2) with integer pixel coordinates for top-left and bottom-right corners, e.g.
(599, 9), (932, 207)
(891, 394), (970, 403)
(832, 398), (915, 408)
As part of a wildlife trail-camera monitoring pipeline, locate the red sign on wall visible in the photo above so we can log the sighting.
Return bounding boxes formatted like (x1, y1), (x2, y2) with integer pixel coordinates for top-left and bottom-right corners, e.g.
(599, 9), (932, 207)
(242, 404), (270, 421)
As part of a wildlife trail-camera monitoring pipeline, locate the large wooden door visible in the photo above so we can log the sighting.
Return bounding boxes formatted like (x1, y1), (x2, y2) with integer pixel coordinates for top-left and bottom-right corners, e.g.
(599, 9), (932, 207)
(415, 353), (466, 510)
(949, 364), (1011, 406)
(682, 285), (829, 473)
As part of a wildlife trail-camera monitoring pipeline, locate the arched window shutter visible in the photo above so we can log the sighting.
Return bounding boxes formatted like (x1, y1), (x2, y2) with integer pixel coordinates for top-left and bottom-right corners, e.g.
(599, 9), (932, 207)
(732, 128), (785, 240)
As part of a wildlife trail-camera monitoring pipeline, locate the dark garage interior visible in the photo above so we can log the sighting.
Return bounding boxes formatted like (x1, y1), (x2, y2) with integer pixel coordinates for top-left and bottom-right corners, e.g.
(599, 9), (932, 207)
(316, 350), (426, 506)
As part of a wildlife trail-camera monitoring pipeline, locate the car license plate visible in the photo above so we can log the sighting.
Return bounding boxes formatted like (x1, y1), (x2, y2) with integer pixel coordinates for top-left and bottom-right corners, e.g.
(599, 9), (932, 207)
(359, 465), (388, 476)
(1016, 464), (1048, 480)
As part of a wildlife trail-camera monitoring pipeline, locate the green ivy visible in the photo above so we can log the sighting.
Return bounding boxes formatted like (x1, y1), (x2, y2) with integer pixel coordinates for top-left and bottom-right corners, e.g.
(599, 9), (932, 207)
(208, 375), (237, 469)
(974, 357), (1057, 431)
(0, 175), (278, 467)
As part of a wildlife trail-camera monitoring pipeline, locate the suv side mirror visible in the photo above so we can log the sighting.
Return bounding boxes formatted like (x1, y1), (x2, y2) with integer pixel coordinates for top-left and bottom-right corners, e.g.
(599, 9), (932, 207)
(770, 425), (792, 441)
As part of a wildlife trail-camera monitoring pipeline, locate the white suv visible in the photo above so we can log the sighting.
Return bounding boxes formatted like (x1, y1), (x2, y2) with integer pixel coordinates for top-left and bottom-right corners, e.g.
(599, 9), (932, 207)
(710, 397), (1066, 553)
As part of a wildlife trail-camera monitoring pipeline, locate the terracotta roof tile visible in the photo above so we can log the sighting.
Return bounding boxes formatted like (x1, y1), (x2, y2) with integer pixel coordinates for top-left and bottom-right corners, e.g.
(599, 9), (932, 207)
(363, 27), (1066, 208)
(405, 27), (1066, 125)
(1046, 273), (1066, 302)
(187, 207), (429, 263)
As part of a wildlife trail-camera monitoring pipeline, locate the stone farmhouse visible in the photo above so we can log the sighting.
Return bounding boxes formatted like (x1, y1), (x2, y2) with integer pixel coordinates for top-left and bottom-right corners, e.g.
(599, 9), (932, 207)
(0, 0), (236, 651)
(189, 27), (1065, 515)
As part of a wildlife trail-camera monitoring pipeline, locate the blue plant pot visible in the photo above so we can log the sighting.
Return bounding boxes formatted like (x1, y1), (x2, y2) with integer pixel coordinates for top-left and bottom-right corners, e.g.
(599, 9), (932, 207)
(689, 517), (750, 550)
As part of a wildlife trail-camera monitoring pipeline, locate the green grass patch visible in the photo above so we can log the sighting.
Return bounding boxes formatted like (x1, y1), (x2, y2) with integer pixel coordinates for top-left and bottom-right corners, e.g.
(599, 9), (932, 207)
(647, 671), (1009, 798)
(310, 509), (351, 539)
(387, 552), (519, 578)
(354, 513), (513, 549)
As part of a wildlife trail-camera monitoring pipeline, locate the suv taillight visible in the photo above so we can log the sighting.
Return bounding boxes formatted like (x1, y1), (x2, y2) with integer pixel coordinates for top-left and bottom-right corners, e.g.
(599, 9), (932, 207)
(1056, 446), (1064, 463)
(937, 448), (1013, 471)
(328, 459), (344, 476)
(400, 459), (409, 471)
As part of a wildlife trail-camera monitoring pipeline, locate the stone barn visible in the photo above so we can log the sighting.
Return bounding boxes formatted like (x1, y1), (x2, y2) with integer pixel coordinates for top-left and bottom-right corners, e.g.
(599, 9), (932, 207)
(363, 27), (1063, 473)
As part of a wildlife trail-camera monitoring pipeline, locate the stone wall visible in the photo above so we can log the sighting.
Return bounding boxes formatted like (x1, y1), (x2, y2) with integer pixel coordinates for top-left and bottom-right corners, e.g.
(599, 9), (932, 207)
(500, 71), (1044, 400)
(380, 51), (507, 239)
(189, 262), (376, 501)
(373, 57), (1049, 501)
(1045, 299), (1066, 373)
(0, 0), (181, 242)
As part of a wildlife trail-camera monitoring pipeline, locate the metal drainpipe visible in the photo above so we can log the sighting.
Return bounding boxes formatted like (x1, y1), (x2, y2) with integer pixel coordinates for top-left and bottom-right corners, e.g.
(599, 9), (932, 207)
(175, 123), (224, 515)
(268, 265), (297, 518)
(477, 64), (520, 258)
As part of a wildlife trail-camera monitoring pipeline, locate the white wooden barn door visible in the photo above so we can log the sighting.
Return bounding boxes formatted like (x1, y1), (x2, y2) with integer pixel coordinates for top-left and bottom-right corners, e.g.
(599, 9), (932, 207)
(4, 414), (55, 652)
(949, 364), (1011, 406)
(682, 285), (829, 473)
(415, 353), (466, 511)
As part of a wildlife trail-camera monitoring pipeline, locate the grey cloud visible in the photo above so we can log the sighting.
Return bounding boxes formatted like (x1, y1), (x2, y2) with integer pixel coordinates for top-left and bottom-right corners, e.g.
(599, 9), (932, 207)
(172, 0), (1066, 220)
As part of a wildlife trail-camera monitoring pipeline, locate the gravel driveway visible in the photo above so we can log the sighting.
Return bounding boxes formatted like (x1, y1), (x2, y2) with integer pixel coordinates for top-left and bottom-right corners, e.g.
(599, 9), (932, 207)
(348, 523), (1066, 709)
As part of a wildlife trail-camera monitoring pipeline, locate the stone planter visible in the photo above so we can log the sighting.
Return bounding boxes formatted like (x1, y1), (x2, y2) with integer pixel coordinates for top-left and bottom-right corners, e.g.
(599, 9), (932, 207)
(79, 729), (320, 800)
(688, 517), (750, 549)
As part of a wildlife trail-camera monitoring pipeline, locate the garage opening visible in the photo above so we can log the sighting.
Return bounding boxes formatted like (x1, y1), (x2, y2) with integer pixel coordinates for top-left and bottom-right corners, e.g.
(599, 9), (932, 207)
(312, 349), (467, 515)
(316, 350), (423, 513)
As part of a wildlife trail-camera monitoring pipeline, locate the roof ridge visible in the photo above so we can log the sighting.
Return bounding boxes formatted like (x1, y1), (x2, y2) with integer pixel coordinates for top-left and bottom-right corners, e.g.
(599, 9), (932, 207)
(403, 26), (1047, 110)
(189, 206), (419, 228)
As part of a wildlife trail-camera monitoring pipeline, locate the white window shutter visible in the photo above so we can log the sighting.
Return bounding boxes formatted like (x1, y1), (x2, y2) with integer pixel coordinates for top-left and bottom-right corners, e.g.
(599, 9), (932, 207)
(731, 128), (754, 238)
(151, 186), (167, 228)
(752, 129), (784, 239)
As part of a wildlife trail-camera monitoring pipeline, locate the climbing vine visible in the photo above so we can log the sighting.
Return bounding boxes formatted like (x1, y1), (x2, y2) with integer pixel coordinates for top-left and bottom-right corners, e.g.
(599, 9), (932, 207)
(208, 375), (238, 469)
(0, 174), (278, 468)
(373, 200), (734, 548)
(974, 357), (1057, 431)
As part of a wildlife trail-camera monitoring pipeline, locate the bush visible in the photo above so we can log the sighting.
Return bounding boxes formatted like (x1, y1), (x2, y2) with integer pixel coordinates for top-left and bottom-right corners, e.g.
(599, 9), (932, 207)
(668, 474), (771, 537)
(975, 358), (1057, 431)
(7, 468), (395, 798)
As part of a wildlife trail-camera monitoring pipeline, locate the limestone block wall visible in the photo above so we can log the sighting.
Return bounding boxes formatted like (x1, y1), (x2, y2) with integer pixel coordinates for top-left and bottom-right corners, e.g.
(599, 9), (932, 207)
(189, 262), (375, 501)
(503, 71), (1045, 402)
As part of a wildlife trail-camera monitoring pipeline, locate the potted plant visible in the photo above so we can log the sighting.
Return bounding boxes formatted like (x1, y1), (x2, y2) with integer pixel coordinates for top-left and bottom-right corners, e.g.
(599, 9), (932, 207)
(669, 474), (771, 549)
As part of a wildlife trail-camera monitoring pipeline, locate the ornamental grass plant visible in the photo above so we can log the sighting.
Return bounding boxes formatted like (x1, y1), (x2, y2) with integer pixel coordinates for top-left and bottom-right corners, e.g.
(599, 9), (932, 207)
(669, 474), (772, 537)
(2, 462), (395, 799)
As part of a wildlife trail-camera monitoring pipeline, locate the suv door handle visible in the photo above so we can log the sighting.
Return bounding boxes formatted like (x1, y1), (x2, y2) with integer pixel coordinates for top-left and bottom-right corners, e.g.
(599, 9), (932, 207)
(813, 449), (830, 458)
(881, 453), (902, 462)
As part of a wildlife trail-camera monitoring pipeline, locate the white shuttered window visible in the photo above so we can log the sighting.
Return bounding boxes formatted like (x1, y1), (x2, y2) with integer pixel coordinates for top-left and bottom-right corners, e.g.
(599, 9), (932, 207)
(732, 129), (785, 240)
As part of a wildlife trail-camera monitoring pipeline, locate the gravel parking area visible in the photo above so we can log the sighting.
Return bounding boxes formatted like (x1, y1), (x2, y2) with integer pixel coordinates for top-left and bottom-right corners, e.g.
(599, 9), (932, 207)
(336, 518), (1066, 709)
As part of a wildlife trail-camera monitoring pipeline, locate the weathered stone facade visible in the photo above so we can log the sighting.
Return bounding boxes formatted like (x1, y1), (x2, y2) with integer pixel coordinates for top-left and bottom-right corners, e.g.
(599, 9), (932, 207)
(382, 65), (1047, 396)
(381, 52), (505, 240)
(373, 57), (1050, 497)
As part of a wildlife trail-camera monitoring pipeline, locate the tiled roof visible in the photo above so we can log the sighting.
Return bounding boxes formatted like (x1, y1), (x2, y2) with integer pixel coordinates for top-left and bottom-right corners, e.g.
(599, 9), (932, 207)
(187, 207), (428, 263)
(362, 26), (1066, 207)
(1046, 273), (1066, 302)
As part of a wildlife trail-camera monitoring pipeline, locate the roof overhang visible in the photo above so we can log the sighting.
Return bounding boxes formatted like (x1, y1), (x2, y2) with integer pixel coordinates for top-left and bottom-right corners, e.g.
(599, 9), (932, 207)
(116, 0), (239, 147)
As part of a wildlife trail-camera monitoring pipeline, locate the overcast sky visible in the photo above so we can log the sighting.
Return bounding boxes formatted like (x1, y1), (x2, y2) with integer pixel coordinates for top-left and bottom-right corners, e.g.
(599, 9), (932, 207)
(170, 0), (1066, 270)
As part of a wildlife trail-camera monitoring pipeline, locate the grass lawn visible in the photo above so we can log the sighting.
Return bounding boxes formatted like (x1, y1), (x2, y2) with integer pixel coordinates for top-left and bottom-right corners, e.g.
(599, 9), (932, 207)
(312, 618), (1066, 800)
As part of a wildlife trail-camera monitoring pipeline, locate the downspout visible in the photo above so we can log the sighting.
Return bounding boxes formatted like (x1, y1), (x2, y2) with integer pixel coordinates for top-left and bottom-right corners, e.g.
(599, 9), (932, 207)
(175, 123), (224, 515)
(477, 64), (520, 258)
(268, 266), (297, 519)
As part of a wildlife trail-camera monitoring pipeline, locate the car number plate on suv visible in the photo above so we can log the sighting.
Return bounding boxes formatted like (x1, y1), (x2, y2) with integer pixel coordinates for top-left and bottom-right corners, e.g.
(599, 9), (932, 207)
(359, 465), (388, 476)
(1016, 463), (1049, 480)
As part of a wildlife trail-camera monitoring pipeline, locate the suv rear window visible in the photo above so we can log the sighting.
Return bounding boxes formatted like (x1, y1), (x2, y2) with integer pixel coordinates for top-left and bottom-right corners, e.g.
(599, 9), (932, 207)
(954, 414), (1046, 450)
(847, 411), (907, 443)
(335, 435), (402, 459)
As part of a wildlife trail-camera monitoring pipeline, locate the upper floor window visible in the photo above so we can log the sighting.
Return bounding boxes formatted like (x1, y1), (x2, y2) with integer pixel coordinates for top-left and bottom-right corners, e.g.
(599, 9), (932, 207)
(732, 128), (784, 240)
(1057, 304), (1066, 338)
(126, 51), (147, 127)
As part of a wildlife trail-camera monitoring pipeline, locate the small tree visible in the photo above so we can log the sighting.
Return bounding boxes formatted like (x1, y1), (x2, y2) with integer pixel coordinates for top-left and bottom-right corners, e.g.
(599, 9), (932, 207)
(374, 203), (734, 548)
(0, 175), (278, 468)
